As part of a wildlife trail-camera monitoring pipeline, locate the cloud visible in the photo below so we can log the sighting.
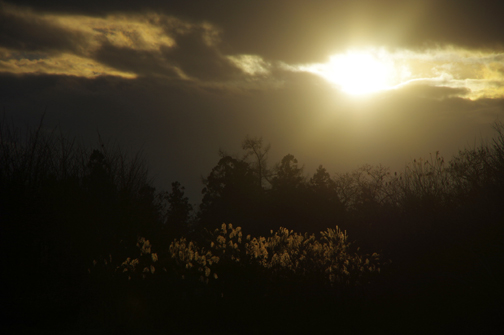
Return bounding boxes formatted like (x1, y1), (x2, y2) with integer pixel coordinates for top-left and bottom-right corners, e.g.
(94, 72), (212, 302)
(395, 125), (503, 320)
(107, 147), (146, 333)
(0, 47), (137, 78)
(393, 48), (504, 100)
(386, 82), (471, 102)
(91, 43), (177, 79)
(3, 1), (504, 100)
(0, 3), (241, 83)
(5, 0), (504, 63)
(227, 55), (271, 76)
(287, 47), (504, 100)
(159, 25), (239, 81)
(0, 2), (88, 54)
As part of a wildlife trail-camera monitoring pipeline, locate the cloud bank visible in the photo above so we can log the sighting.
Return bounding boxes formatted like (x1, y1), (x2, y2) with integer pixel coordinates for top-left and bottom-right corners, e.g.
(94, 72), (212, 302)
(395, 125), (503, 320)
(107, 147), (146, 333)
(2, 2), (504, 100)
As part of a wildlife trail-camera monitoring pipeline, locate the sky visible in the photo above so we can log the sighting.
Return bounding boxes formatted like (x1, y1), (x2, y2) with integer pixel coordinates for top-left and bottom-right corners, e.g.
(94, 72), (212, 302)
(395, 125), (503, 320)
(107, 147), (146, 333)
(2, 0), (504, 204)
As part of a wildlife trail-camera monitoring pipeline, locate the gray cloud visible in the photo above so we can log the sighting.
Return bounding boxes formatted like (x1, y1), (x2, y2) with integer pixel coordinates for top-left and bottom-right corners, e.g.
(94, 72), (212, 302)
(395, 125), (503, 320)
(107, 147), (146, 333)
(93, 42), (179, 78)
(0, 3), (244, 82)
(160, 29), (240, 81)
(0, 3), (88, 54)
(4, 0), (504, 64)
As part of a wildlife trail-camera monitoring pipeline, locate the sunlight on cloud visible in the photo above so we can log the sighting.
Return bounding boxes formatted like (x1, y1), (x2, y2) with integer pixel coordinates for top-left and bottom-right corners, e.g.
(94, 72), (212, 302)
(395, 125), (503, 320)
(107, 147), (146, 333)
(49, 14), (177, 53)
(0, 3), (220, 80)
(292, 47), (504, 100)
(2, 2), (504, 98)
(227, 55), (271, 76)
(389, 48), (504, 100)
(49, 14), (221, 52)
(0, 48), (136, 78)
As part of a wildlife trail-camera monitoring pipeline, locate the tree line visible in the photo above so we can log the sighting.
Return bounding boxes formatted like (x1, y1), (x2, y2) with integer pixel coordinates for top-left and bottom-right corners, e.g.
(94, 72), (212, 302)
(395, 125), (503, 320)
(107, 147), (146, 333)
(1, 115), (503, 333)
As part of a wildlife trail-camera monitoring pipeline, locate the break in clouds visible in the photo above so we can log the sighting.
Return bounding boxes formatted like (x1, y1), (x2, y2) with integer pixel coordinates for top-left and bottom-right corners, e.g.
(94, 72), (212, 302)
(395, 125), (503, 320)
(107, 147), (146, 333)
(2, 2), (504, 100)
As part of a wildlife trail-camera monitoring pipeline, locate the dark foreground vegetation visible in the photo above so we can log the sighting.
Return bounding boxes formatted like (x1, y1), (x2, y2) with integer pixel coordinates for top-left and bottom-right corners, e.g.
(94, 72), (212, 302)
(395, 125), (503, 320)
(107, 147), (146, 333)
(1, 115), (504, 334)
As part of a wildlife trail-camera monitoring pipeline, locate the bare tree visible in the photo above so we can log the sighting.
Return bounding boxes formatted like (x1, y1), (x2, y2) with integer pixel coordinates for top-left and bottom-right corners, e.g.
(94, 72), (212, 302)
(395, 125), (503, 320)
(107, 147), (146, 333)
(242, 136), (271, 188)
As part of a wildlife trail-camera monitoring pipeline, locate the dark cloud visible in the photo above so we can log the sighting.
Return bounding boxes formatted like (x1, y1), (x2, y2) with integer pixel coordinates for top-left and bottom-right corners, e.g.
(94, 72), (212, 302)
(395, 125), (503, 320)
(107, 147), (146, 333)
(161, 29), (239, 81)
(93, 42), (178, 78)
(90, 26), (241, 81)
(0, 2), (244, 82)
(5, 0), (504, 64)
(0, 3), (88, 54)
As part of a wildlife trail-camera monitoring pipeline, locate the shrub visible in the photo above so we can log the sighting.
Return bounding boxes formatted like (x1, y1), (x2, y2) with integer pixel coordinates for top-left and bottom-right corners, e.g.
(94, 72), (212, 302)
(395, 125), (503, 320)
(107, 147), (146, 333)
(112, 224), (382, 291)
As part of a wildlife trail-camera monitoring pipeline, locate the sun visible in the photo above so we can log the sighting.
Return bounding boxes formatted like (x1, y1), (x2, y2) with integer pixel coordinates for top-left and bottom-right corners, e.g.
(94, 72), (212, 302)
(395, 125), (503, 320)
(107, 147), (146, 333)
(306, 50), (396, 95)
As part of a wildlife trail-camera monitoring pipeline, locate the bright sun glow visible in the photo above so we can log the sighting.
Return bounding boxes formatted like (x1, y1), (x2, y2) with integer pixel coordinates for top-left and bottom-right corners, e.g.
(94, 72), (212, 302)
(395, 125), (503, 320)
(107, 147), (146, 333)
(303, 50), (397, 95)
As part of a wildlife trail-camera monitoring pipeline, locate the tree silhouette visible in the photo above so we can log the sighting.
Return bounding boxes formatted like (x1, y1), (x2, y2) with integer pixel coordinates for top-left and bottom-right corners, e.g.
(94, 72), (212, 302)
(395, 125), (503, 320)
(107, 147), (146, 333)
(307, 165), (344, 232)
(163, 181), (193, 238)
(242, 136), (271, 188)
(270, 154), (305, 193)
(198, 155), (262, 232)
(268, 154), (310, 232)
(85, 149), (117, 208)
